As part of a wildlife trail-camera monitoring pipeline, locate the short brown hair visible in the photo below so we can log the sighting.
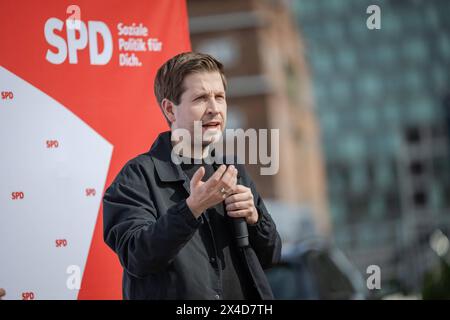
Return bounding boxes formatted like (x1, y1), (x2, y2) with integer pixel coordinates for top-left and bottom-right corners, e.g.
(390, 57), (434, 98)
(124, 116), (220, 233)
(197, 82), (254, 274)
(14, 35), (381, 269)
(154, 52), (227, 123)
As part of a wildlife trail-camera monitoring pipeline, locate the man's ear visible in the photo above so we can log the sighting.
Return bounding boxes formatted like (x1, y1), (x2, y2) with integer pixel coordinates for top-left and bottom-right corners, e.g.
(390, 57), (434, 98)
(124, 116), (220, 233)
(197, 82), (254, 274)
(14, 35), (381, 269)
(161, 98), (176, 124)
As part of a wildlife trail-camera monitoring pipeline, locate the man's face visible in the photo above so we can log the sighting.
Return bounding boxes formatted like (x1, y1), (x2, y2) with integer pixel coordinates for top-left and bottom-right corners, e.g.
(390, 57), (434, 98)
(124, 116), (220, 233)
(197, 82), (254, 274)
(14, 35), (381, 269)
(171, 71), (227, 146)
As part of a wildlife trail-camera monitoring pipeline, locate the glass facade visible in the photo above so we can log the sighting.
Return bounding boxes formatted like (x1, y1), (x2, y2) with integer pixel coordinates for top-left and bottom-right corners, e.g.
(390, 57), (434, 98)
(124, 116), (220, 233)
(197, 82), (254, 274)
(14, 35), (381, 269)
(292, 0), (450, 293)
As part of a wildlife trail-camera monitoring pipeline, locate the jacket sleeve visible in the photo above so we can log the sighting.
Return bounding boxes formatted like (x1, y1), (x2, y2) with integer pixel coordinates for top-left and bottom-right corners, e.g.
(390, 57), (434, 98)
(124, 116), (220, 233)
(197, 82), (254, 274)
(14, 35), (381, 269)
(236, 165), (282, 269)
(102, 163), (201, 278)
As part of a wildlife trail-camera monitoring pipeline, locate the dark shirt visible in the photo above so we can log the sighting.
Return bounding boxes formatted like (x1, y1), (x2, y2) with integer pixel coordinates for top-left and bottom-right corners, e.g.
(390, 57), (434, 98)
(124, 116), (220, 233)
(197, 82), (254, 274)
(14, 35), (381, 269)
(180, 158), (251, 299)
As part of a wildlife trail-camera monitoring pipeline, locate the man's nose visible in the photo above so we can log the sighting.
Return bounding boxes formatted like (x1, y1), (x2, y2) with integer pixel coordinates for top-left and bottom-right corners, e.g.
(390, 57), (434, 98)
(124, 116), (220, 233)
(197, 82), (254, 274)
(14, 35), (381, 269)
(206, 97), (220, 114)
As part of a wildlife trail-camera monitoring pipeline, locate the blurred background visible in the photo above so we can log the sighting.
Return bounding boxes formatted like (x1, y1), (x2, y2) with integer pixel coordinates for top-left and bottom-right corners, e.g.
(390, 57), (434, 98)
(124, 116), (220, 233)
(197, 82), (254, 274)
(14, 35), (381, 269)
(186, 0), (450, 299)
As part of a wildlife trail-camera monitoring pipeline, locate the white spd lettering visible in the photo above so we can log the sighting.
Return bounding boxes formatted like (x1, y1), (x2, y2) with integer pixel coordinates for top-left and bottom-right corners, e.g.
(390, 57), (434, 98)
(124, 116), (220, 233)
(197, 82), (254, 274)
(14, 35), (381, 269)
(44, 18), (113, 65)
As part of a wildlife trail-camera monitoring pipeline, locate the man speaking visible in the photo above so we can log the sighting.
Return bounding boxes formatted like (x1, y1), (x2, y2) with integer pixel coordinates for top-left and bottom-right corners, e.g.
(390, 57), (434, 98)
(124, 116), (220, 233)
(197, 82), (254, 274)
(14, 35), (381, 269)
(103, 52), (281, 300)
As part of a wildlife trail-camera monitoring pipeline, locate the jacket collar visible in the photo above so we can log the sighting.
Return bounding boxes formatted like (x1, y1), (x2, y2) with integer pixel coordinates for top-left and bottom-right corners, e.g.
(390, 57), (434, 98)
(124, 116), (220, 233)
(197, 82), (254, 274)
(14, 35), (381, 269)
(149, 131), (188, 187)
(149, 130), (240, 190)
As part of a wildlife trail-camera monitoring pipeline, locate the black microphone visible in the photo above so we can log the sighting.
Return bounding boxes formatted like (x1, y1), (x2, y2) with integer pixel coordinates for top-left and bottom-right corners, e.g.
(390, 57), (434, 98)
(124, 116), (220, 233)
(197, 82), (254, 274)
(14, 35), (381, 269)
(233, 217), (249, 248)
(212, 162), (250, 248)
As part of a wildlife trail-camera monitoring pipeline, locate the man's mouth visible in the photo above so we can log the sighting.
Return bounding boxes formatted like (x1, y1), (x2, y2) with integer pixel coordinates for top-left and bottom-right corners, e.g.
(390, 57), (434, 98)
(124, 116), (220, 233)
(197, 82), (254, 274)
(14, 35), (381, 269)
(202, 121), (221, 129)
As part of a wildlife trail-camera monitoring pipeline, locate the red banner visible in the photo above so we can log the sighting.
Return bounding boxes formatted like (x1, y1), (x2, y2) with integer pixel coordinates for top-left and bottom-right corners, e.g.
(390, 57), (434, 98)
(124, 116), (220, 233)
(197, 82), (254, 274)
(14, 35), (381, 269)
(0, 0), (191, 299)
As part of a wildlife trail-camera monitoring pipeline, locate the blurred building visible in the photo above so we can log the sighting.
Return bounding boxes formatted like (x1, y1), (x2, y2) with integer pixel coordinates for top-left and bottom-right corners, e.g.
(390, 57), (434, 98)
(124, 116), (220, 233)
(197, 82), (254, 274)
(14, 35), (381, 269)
(187, 0), (331, 235)
(292, 0), (450, 294)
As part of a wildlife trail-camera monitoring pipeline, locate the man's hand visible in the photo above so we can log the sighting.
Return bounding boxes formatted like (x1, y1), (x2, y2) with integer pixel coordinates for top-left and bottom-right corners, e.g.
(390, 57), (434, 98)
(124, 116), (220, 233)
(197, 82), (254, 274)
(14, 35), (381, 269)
(224, 185), (259, 225)
(186, 165), (238, 218)
(0, 288), (5, 299)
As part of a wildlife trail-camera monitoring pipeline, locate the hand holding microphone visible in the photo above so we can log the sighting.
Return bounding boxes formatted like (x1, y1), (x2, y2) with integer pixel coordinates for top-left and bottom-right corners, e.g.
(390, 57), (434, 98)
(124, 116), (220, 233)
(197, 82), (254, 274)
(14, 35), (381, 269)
(186, 164), (257, 248)
(225, 184), (259, 248)
(224, 185), (258, 225)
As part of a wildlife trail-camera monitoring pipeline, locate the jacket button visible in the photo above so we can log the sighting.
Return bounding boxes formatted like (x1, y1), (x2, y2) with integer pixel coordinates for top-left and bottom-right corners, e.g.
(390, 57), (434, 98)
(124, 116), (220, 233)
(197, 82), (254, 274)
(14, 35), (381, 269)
(210, 257), (216, 264)
(214, 294), (220, 300)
